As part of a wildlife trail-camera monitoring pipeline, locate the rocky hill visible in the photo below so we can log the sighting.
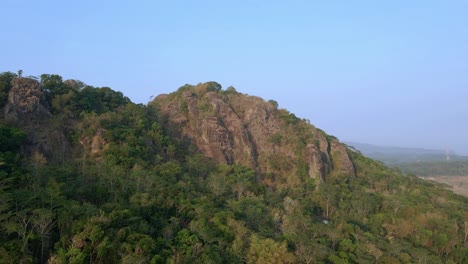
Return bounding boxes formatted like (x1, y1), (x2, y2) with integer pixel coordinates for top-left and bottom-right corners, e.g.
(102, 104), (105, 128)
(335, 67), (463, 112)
(4, 77), (51, 123)
(1, 73), (467, 264)
(152, 83), (355, 186)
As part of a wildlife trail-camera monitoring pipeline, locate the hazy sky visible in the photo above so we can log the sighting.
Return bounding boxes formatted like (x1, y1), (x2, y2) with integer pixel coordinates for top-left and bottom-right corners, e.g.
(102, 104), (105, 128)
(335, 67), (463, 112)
(2, 1), (468, 154)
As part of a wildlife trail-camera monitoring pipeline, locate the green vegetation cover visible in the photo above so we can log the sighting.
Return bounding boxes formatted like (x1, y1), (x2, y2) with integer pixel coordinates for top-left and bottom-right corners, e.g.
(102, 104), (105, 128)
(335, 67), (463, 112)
(397, 161), (468, 177)
(0, 72), (467, 263)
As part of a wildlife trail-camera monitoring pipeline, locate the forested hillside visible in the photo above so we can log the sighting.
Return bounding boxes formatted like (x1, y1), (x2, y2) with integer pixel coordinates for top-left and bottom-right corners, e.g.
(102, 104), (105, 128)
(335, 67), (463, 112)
(0, 72), (467, 263)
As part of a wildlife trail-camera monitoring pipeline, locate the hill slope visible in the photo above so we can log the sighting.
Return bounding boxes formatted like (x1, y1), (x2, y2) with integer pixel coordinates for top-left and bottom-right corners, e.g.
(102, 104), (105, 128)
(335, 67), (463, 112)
(0, 74), (467, 263)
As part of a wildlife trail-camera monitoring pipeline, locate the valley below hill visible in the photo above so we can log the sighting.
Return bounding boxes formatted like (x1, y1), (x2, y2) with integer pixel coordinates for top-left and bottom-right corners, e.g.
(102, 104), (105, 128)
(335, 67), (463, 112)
(420, 175), (468, 197)
(347, 142), (468, 197)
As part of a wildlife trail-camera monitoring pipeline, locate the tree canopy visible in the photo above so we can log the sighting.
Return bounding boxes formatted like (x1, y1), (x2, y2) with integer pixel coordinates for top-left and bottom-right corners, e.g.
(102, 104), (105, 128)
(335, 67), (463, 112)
(0, 73), (466, 263)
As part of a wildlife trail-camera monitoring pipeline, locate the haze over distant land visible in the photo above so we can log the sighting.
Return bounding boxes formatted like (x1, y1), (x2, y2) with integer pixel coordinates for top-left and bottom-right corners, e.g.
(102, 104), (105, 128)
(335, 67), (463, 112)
(345, 141), (468, 164)
(2, 1), (467, 154)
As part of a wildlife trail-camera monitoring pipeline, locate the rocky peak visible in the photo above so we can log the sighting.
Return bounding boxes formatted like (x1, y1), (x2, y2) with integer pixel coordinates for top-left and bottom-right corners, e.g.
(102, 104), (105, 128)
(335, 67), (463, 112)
(3, 77), (51, 123)
(2, 77), (70, 163)
(152, 83), (355, 185)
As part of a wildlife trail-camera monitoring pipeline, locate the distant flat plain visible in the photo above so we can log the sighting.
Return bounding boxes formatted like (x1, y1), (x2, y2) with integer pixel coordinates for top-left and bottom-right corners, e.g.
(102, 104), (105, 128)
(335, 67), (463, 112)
(423, 176), (468, 197)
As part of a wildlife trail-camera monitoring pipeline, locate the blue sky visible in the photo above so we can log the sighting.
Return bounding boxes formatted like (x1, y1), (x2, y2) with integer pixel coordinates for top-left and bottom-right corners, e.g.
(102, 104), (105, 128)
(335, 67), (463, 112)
(2, 1), (468, 154)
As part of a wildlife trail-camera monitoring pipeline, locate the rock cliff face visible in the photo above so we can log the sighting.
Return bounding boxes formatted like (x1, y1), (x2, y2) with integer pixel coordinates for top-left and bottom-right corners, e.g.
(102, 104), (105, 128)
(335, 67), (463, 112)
(3, 78), (52, 123)
(2, 78), (70, 162)
(152, 84), (355, 184)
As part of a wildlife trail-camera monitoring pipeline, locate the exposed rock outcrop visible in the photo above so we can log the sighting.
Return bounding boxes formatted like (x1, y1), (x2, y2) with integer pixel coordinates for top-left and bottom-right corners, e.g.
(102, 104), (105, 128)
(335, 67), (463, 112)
(152, 84), (355, 184)
(329, 140), (356, 177)
(79, 128), (108, 159)
(3, 78), (70, 163)
(3, 78), (51, 123)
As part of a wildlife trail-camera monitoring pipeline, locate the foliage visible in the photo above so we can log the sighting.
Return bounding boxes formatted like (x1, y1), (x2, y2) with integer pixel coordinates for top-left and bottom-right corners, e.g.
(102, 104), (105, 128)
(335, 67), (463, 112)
(396, 160), (468, 176)
(40, 73), (130, 116)
(247, 234), (295, 263)
(0, 71), (17, 107)
(204, 81), (222, 93)
(225, 86), (239, 95)
(279, 110), (299, 125)
(268, 99), (279, 109)
(0, 73), (466, 263)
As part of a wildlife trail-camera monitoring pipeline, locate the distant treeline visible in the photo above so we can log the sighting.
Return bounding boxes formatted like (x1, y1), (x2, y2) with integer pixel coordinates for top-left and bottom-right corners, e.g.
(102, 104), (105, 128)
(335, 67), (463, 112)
(396, 160), (468, 176)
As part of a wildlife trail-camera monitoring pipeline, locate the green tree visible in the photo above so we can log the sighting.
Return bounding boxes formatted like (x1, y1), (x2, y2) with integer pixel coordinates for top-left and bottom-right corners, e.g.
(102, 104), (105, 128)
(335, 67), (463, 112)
(32, 208), (56, 263)
(0, 71), (16, 107)
(171, 229), (202, 263)
(41, 74), (65, 103)
(4, 209), (34, 257)
(247, 234), (295, 264)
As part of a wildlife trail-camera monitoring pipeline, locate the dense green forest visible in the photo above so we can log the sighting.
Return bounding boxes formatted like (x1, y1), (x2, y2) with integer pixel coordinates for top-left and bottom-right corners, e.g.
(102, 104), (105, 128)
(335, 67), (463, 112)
(0, 72), (467, 263)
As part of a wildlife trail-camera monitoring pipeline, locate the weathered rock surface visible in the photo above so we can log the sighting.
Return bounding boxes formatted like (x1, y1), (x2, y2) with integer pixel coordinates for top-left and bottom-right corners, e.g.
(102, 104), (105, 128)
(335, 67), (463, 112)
(3, 78), (51, 123)
(330, 140), (356, 177)
(152, 84), (355, 183)
(3, 78), (70, 163)
(79, 128), (108, 159)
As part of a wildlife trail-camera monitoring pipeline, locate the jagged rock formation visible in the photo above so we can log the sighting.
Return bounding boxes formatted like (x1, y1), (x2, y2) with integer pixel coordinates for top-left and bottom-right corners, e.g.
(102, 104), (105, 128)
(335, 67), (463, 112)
(3, 78), (52, 123)
(2, 77), (70, 162)
(152, 83), (355, 183)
